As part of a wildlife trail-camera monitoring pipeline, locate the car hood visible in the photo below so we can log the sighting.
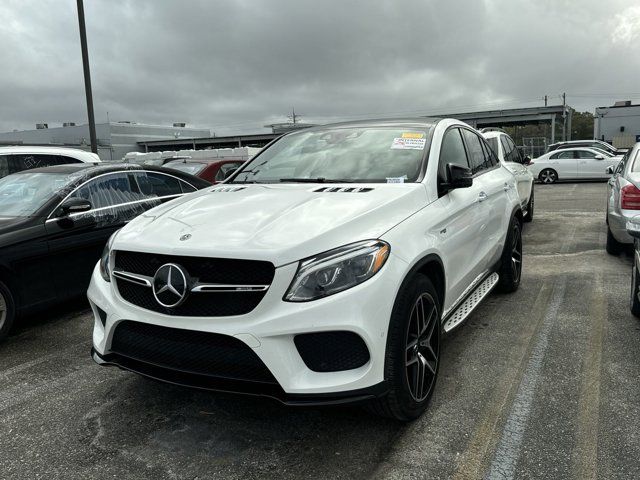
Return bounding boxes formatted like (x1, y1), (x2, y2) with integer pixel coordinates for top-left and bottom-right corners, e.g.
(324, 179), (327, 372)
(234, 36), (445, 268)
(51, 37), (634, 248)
(114, 183), (428, 266)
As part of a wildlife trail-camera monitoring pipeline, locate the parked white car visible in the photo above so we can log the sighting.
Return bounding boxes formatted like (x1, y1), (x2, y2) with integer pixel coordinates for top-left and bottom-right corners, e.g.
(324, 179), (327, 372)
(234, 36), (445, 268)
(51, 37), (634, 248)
(482, 129), (534, 222)
(88, 119), (523, 421)
(528, 147), (621, 183)
(0, 146), (100, 179)
(605, 142), (640, 253)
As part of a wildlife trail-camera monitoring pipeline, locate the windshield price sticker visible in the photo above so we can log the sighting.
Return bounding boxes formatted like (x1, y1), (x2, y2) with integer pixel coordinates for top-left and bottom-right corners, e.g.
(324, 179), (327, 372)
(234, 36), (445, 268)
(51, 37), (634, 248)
(401, 132), (425, 139)
(386, 177), (406, 183)
(391, 137), (426, 150)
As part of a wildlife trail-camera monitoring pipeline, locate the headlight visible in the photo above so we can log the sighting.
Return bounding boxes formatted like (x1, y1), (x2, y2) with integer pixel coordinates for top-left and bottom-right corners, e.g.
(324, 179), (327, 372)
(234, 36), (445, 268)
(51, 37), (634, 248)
(99, 230), (120, 282)
(284, 240), (390, 302)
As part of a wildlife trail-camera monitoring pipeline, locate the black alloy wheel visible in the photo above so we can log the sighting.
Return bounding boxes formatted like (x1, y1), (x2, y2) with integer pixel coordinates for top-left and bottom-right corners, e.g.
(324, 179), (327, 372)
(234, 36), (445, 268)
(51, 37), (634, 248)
(510, 222), (523, 284)
(496, 218), (523, 293)
(366, 274), (441, 421)
(523, 187), (534, 222)
(539, 169), (558, 184)
(405, 293), (440, 402)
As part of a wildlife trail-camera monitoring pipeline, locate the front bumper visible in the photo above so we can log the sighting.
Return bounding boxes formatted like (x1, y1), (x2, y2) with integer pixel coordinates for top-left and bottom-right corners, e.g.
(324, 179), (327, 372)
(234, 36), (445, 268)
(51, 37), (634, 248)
(87, 253), (407, 400)
(91, 348), (388, 406)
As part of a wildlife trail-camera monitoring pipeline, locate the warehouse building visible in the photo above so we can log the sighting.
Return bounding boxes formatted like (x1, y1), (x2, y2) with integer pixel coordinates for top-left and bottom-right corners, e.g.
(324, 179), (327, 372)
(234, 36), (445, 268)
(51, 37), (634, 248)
(0, 121), (211, 161)
(594, 101), (640, 148)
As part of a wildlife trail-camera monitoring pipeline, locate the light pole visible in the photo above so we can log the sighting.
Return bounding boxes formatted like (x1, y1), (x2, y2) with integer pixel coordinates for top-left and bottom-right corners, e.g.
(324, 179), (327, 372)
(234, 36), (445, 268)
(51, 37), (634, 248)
(76, 0), (97, 154)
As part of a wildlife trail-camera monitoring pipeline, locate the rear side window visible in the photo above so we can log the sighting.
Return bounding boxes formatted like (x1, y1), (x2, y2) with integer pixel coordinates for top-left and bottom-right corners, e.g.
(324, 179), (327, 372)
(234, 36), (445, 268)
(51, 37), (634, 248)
(135, 171), (186, 197)
(461, 129), (490, 174)
(481, 140), (498, 167)
(553, 150), (575, 159)
(439, 128), (469, 182)
(486, 137), (500, 159)
(71, 173), (141, 209)
(577, 150), (597, 159)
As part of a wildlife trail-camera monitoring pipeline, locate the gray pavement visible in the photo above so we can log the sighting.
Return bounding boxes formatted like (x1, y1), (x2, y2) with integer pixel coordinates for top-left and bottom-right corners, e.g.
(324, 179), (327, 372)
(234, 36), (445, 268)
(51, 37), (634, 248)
(1, 182), (639, 479)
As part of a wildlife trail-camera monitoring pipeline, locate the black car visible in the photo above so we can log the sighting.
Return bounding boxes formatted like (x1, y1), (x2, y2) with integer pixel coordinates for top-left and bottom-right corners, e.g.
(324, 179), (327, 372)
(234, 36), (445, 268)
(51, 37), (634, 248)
(0, 163), (211, 340)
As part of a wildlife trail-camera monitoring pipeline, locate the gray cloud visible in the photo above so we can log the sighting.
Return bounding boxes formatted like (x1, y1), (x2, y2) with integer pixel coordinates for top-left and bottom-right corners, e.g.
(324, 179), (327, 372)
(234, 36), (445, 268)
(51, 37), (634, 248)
(1, 0), (639, 135)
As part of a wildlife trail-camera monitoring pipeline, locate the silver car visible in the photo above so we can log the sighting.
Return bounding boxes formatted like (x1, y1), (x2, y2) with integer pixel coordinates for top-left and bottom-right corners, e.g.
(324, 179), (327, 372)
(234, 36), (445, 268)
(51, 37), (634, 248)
(606, 142), (640, 254)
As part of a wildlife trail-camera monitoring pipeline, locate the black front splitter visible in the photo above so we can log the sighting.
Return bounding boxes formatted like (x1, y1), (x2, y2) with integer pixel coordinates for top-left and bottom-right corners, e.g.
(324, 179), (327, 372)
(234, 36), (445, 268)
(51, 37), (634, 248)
(91, 348), (388, 407)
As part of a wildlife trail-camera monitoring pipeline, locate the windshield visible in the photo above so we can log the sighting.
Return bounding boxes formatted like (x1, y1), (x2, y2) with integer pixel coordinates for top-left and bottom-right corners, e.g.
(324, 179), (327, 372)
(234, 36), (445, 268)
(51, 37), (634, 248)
(232, 126), (433, 183)
(164, 161), (206, 175)
(0, 172), (76, 217)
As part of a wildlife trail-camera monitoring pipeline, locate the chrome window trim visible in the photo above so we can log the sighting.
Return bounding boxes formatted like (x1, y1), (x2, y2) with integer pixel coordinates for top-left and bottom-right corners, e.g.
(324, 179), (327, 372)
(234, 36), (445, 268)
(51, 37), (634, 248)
(46, 170), (197, 221)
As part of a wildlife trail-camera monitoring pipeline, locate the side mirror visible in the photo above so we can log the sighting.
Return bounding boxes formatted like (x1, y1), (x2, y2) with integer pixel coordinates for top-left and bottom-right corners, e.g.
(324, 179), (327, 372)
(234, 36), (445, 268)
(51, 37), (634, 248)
(523, 155), (532, 166)
(60, 198), (92, 216)
(594, 154), (605, 160)
(440, 163), (473, 192)
(627, 215), (640, 239)
(605, 165), (615, 174)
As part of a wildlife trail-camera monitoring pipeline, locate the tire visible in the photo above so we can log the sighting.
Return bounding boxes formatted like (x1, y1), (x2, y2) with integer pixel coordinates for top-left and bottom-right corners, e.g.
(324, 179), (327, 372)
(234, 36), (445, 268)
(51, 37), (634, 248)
(496, 217), (523, 293)
(539, 169), (558, 184)
(0, 281), (16, 342)
(523, 186), (534, 223)
(631, 264), (640, 318)
(366, 274), (441, 421)
(606, 225), (623, 255)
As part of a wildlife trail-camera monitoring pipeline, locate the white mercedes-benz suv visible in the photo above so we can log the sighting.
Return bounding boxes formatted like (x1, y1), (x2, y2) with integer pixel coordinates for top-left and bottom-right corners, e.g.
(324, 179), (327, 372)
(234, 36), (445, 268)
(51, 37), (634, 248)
(88, 119), (523, 421)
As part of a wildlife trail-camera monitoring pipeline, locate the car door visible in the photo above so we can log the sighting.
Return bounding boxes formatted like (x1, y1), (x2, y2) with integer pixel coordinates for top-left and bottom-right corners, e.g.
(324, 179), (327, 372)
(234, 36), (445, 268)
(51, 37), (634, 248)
(549, 150), (579, 179)
(45, 172), (148, 300)
(431, 127), (490, 308)
(463, 129), (515, 268)
(576, 149), (606, 178)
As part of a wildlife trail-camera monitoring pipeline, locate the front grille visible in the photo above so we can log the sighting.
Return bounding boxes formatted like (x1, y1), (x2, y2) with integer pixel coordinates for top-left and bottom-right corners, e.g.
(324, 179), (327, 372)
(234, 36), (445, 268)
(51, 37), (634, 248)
(114, 251), (274, 317)
(115, 251), (274, 285)
(110, 320), (278, 384)
(294, 331), (370, 372)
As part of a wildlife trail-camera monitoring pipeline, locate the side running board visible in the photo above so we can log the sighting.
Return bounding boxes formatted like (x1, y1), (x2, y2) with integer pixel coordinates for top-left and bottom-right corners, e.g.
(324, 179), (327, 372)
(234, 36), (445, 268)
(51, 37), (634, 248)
(443, 273), (499, 332)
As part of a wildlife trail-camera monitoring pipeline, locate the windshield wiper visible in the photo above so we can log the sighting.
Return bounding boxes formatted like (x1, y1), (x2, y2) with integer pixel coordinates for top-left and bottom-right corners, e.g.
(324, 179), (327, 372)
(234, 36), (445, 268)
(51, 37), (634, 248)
(279, 177), (355, 183)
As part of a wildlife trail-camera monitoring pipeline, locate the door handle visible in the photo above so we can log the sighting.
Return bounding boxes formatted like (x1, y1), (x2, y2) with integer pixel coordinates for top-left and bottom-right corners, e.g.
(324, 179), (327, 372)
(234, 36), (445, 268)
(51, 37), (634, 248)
(478, 192), (488, 202)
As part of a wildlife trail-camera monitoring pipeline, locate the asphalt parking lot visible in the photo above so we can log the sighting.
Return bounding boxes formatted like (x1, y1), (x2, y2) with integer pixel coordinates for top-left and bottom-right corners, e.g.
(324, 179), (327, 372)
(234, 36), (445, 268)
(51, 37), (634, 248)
(1, 182), (638, 480)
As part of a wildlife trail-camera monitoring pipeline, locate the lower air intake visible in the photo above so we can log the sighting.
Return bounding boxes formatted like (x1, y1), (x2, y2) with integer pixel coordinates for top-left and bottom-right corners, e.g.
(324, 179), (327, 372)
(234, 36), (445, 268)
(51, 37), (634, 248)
(294, 331), (370, 372)
(110, 320), (278, 384)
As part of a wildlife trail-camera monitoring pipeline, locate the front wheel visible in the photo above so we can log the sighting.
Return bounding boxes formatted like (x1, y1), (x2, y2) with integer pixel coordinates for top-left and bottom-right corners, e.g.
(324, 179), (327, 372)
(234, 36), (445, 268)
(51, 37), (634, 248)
(0, 281), (16, 342)
(496, 217), (522, 293)
(539, 169), (558, 184)
(523, 186), (534, 223)
(367, 274), (441, 421)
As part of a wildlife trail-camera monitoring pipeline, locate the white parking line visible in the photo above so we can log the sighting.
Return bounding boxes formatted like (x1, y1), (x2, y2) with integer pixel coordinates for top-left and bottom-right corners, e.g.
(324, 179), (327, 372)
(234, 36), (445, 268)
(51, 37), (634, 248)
(484, 277), (567, 480)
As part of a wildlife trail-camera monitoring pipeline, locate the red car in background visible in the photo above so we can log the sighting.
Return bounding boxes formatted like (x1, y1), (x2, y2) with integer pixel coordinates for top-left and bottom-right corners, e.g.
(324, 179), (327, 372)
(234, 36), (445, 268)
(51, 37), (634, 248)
(164, 158), (244, 184)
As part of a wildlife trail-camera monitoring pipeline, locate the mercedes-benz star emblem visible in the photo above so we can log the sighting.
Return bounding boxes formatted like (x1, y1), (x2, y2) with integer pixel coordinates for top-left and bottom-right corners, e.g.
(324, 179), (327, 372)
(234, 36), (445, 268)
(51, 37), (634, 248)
(152, 263), (189, 308)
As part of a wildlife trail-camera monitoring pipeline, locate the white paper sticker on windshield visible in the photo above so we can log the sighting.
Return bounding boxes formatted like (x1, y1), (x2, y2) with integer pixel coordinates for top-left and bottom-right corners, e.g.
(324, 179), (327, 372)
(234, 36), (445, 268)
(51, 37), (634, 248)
(386, 177), (406, 183)
(391, 137), (426, 150)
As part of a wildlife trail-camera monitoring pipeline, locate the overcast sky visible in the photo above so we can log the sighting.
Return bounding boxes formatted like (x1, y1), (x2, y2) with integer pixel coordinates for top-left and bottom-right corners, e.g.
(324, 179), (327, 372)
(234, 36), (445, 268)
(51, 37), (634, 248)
(1, 0), (640, 135)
